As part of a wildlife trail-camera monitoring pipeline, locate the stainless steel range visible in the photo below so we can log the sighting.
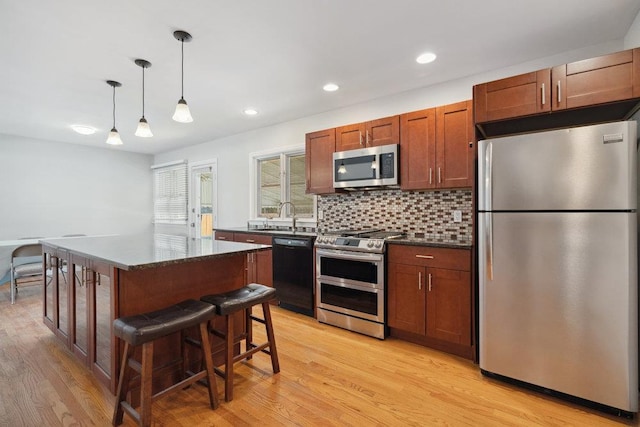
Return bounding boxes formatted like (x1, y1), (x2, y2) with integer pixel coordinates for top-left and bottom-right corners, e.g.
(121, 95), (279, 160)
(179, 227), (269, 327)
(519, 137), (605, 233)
(315, 229), (404, 339)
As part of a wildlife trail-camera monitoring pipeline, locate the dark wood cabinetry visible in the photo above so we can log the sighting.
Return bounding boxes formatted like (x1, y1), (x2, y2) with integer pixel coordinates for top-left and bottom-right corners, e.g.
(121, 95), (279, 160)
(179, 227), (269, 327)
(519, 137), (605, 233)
(214, 231), (273, 287)
(336, 115), (399, 151)
(474, 48), (640, 136)
(400, 100), (473, 190)
(387, 244), (472, 359)
(305, 128), (336, 195)
(552, 49), (640, 110)
(474, 70), (550, 123)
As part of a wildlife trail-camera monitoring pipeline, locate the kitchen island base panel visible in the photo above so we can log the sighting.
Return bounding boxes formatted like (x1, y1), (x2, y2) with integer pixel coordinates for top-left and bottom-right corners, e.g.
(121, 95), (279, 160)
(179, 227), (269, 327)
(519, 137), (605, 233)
(389, 327), (474, 360)
(41, 237), (261, 394)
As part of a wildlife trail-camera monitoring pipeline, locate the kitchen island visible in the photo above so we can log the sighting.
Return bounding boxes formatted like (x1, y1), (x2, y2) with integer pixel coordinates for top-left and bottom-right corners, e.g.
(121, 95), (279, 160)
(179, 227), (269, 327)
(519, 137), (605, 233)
(40, 234), (270, 394)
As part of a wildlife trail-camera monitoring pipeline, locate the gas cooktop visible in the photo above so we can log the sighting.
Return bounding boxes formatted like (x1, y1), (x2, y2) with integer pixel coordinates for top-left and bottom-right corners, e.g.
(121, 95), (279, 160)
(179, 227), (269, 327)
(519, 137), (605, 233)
(315, 229), (405, 253)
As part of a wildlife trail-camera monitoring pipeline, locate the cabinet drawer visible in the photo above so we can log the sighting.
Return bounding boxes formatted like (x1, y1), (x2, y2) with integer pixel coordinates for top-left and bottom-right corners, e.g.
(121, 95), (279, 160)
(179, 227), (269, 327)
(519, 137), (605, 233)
(214, 231), (234, 241)
(233, 233), (272, 245)
(388, 244), (470, 271)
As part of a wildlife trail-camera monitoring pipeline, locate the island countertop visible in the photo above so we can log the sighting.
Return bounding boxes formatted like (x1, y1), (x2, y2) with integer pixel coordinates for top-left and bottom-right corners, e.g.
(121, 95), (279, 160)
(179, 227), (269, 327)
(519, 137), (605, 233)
(41, 234), (270, 271)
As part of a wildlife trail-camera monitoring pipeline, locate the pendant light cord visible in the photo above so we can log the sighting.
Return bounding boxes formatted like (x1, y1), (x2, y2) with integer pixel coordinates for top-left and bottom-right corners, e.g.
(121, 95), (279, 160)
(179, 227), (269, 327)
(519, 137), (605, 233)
(141, 65), (146, 118)
(181, 39), (185, 98)
(112, 85), (116, 128)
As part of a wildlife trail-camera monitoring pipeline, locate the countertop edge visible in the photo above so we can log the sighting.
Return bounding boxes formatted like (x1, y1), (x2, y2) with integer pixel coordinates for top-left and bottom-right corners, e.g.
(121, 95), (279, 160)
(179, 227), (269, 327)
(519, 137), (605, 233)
(387, 239), (472, 250)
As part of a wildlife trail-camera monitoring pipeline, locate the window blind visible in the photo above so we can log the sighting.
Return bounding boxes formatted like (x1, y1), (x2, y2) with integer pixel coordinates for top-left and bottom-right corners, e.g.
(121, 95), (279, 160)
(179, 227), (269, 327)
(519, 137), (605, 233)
(152, 161), (188, 224)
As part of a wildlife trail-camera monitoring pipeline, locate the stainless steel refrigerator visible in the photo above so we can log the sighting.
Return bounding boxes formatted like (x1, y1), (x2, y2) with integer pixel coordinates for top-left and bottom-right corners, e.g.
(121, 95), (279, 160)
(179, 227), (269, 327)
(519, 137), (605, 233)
(478, 121), (639, 415)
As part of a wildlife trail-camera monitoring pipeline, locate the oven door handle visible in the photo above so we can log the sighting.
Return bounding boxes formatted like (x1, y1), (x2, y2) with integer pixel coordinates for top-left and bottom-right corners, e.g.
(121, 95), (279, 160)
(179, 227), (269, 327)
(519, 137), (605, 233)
(316, 248), (384, 263)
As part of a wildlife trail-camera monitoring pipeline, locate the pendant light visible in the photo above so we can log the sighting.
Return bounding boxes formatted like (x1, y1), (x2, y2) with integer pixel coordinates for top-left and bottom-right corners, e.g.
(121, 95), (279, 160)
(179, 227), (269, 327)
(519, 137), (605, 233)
(105, 80), (123, 145)
(134, 59), (153, 137)
(172, 30), (194, 123)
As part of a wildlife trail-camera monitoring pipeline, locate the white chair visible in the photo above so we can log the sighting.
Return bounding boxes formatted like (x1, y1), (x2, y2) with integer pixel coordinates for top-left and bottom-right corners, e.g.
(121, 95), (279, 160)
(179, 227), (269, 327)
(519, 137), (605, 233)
(9, 243), (43, 304)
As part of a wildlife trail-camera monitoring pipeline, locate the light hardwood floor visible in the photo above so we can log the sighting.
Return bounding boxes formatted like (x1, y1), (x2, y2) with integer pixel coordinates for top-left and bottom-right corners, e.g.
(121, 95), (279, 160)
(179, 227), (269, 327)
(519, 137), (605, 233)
(0, 280), (637, 426)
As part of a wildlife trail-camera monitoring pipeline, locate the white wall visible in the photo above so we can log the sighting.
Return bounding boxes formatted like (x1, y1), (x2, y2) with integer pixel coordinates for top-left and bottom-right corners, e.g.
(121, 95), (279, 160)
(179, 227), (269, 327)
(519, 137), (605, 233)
(155, 39), (627, 230)
(0, 134), (153, 240)
(625, 11), (640, 48)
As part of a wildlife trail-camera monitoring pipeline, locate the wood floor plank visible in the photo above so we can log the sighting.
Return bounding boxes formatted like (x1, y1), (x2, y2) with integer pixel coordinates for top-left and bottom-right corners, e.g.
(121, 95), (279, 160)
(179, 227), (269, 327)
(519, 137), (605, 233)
(1, 281), (638, 426)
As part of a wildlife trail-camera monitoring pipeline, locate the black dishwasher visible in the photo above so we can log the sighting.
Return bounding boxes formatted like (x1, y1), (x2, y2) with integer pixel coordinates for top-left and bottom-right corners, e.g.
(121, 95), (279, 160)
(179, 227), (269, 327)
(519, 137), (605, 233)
(272, 235), (315, 316)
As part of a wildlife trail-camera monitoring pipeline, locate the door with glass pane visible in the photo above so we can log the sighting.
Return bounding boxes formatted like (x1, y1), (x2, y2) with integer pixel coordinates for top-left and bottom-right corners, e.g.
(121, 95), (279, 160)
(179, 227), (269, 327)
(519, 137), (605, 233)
(190, 163), (217, 238)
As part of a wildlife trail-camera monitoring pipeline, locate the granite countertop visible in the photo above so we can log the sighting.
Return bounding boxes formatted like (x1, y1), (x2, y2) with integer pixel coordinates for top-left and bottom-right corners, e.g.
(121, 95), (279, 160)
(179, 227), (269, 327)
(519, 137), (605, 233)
(215, 227), (317, 238)
(387, 237), (472, 249)
(41, 234), (269, 271)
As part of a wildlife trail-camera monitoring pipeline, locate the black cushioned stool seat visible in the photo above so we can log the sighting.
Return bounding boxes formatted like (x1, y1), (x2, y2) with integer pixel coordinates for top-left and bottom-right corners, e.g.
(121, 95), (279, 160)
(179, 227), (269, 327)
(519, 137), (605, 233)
(112, 299), (219, 427)
(201, 283), (280, 402)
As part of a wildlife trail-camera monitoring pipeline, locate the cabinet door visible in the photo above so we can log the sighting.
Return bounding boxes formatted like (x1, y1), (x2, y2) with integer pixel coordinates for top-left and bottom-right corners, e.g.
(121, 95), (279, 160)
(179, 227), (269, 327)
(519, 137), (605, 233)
(255, 249), (273, 287)
(335, 123), (365, 151)
(436, 100), (474, 189)
(474, 69), (551, 123)
(552, 49), (639, 110)
(400, 108), (436, 190)
(305, 128), (336, 194)
(387, 262), (426, 335)
(426, 267), (471, 345)
(366, 115), (399, 147)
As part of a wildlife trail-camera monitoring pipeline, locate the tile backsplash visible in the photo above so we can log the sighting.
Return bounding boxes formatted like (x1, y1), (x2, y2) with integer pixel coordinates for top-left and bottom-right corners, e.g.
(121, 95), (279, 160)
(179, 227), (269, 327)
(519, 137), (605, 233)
(318, 188), (472, 244)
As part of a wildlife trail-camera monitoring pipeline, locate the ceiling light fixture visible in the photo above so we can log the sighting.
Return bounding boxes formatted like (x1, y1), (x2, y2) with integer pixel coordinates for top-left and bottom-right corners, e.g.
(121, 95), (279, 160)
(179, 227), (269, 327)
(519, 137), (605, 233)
(71, 125), (96, 135)
(172, 30), (194, 123)
(323, 83), (339, 92)
(243, 108), (258, 116)
(134, 59), (153, 137)
(105, 80), (123, 145)
(416, 52), (437, 64)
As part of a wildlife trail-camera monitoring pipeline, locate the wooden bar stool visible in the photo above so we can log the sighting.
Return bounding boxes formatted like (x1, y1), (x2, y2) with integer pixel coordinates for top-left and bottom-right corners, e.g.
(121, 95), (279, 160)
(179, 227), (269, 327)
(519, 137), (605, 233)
(200, 283), (280, 402)
(112, 299), (219, 427)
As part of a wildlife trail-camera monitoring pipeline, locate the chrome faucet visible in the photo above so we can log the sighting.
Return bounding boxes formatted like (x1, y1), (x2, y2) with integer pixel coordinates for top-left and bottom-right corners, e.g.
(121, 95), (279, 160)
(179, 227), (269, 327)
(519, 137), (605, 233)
(278, 201), (297, 231)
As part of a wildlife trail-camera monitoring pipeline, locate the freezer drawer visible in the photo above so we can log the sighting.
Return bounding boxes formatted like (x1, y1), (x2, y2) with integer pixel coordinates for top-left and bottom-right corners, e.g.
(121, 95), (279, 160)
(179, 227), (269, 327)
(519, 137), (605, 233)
(478, 211), (638, 412)
(478, 121), (637, 211)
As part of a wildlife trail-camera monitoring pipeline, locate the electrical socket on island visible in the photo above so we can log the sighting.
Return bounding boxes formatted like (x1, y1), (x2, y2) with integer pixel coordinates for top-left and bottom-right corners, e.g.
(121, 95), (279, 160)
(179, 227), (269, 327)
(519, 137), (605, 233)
(453, 210), (462, 223)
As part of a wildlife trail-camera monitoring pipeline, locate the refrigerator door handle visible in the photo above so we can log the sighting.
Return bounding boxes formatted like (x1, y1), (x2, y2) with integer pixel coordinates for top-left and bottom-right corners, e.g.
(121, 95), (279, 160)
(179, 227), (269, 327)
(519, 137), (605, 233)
(486, 212), (493, 280)
(484, 142), (493, 211)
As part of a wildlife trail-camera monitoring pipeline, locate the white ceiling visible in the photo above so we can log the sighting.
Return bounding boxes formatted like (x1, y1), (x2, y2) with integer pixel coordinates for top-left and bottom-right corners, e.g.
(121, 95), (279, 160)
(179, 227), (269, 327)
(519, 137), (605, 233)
(2, 0), (640, 155)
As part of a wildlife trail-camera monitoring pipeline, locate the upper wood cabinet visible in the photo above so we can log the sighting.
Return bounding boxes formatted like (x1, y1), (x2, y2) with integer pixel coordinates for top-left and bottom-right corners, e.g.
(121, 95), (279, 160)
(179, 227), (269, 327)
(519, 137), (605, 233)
(400, 100), (473, 190)
(552, 49), (640, 110)
(336, 115), (399, 151)
(474, 70), (550, 123)
(305, 128), (336, 195)
(474, 48), (640, 127)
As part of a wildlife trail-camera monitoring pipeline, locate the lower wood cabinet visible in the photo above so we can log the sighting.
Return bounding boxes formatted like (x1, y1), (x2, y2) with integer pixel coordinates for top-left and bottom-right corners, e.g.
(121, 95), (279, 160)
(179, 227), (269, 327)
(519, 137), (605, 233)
(387, 244), (473, 360)
(214, 231), (273, 287)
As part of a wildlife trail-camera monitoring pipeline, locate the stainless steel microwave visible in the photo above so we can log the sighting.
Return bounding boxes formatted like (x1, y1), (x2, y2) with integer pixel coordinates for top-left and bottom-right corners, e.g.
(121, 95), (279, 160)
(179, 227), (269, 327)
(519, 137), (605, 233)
(333, 144), (398, 189)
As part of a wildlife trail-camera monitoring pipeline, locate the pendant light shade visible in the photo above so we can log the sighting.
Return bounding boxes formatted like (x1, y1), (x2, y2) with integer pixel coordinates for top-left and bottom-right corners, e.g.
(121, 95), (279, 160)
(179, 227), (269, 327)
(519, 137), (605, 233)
(172, 30), (194, 123)
(134, 59), (153, 137)
(106, 80), (123, 145)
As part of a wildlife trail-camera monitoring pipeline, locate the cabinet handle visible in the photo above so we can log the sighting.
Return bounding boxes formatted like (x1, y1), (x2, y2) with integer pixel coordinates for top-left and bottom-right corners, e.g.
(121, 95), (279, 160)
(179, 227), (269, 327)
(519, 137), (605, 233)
(415, 254), (434, 259)
(246, 239), (255, 243)
(366, 131), (370, 146)
(557, 80), (561, 104)
(359, 131), (363, 146)
(429, 168), (432, 185)
(541, 83), (545, 105)
(218, 237), (227, 240)
(438, 167), (441, 184)
(418, 272), (422, 290)
(428, 273), (432, 292)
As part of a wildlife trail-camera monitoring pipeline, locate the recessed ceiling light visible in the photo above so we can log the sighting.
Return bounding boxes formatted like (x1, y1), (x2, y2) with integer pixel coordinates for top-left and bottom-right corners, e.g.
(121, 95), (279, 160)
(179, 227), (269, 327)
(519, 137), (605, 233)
(244, 108), (258, 116)
(416, 52), (437, 64)
(71, 125), (96, 135)
(323, 83), (339, 92)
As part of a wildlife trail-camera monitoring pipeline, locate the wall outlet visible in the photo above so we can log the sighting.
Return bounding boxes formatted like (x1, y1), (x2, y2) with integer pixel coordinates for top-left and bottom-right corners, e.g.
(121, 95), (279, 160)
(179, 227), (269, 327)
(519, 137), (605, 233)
(453, 210), (462, 223)
(318, 209), (324, 220)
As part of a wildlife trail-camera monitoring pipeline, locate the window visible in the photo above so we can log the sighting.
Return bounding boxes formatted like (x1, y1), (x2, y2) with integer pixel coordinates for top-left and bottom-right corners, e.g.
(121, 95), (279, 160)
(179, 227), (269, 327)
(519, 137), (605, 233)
(152, 161), (188, 224)
(255, 150), (314, 219)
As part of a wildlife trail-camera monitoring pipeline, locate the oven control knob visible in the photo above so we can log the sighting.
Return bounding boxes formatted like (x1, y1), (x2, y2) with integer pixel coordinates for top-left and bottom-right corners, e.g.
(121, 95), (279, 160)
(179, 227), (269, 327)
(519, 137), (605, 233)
(374, 240), (383, 248)
(367, 241), (374, 248)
